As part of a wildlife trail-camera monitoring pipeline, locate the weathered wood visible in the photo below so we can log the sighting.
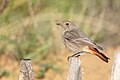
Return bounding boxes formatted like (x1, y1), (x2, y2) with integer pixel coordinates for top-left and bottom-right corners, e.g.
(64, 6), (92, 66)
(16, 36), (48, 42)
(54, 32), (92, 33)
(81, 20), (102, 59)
(111, 50), (120, 80)
(18, 59), (34, 80)
(67, 57), (82, 80)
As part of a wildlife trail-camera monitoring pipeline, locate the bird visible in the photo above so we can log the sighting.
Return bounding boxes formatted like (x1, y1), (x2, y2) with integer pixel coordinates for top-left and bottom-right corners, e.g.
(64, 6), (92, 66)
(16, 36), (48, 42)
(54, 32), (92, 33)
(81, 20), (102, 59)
(56, 20), (110, 63)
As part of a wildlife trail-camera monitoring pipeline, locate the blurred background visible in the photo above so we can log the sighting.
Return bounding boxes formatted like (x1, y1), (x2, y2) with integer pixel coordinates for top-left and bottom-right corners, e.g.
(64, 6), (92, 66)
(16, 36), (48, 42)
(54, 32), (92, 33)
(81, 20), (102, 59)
(0, 0), (120, 80)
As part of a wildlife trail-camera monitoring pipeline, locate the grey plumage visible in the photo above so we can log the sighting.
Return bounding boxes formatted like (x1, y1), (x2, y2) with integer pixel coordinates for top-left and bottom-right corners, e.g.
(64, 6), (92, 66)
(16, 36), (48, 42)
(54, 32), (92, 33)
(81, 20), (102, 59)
(62, 26), (103, 53)
(56, 20), (109, 63)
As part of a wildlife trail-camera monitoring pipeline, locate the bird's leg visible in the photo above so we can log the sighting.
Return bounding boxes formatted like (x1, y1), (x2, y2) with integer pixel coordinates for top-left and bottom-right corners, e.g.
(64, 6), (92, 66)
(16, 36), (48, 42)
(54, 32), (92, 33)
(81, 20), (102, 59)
(72, 51), (85, 57)
(67, 51), (85, 60)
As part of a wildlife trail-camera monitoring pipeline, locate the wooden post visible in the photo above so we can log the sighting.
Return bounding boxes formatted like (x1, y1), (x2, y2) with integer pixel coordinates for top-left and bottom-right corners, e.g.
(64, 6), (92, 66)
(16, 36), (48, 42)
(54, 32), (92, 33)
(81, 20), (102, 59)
(111, 50), (120, 80)
(18, 59), (34, 80)
(67, 57), (82, 80)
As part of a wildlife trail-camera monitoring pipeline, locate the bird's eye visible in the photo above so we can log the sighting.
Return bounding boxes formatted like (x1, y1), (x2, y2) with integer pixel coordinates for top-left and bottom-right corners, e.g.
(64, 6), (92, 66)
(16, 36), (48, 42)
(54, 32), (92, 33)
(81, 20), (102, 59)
(66, 22), (70, 26)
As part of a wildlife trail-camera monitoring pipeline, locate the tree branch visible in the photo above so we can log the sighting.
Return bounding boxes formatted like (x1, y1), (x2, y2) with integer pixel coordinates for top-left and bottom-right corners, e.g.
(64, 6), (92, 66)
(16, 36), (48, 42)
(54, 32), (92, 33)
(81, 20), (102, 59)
(0, 0), (9, 14)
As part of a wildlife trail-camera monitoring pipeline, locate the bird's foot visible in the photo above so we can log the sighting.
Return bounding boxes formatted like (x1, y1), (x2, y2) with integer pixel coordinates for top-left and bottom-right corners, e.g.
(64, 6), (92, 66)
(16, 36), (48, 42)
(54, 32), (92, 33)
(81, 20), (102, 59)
(67, 56), (72, 61)
(67, 51), (86, 61)
(67, 52), (81, 61)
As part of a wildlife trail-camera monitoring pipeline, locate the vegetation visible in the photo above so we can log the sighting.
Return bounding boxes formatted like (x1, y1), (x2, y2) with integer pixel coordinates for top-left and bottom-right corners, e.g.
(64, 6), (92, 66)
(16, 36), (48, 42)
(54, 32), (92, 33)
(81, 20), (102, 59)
(0, 0), (120, 80)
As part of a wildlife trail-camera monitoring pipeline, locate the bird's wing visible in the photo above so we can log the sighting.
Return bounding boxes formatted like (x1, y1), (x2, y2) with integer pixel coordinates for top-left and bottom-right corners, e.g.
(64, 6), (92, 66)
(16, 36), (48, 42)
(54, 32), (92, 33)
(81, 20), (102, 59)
(71, 38), (103, 50)
(63, 29), (103, 50)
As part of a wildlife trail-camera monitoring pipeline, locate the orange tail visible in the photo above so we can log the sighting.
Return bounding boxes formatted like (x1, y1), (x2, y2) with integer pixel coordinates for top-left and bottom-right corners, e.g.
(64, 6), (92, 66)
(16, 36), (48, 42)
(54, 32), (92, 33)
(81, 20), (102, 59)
(88, 48), (110, 63)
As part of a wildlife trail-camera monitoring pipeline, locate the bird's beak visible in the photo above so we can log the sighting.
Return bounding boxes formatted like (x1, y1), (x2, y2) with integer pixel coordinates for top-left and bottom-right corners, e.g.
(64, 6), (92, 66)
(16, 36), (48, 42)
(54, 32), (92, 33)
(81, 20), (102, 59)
(56, 22), (61, 26)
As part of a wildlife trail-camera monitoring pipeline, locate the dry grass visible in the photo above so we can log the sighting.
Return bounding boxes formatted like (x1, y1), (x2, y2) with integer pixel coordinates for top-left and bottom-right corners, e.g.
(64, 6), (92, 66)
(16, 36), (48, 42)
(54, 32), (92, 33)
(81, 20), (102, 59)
(0, 0), (120, 80)
(1, 47), (120, 80)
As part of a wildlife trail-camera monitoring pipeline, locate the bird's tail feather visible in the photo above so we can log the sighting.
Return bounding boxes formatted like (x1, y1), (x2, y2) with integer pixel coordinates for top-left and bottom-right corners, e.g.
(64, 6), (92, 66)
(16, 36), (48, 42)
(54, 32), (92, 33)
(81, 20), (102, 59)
(88, 48), (110, 63)
(95, 52), (109, 63)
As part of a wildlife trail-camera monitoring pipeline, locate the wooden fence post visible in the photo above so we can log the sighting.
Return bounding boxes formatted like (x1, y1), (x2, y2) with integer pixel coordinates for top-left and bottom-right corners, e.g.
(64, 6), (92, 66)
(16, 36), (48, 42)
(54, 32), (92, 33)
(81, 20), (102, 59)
(18, 59), (34, 80)
(67, 57), (82, 80)
(111, 50), (120, 80)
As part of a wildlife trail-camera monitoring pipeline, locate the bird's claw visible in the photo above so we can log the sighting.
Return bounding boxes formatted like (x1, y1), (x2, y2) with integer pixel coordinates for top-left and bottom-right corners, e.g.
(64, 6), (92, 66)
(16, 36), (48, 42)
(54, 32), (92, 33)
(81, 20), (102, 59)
(67, 56), (72, 61)
(67, 55), (80, 61)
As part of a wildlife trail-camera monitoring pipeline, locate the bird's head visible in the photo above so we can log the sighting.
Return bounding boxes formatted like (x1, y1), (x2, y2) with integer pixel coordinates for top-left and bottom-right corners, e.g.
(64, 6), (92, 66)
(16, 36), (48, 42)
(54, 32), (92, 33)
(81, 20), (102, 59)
(56, 20), (77, 31)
